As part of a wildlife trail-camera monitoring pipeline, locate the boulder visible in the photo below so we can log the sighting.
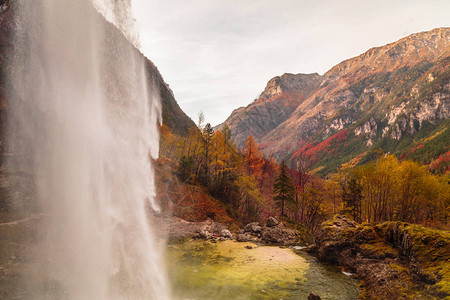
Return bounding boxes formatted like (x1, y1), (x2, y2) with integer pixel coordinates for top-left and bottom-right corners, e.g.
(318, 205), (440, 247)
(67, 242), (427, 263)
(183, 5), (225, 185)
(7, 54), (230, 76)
(220, 229), (233, 239)
(309, 217), (448, 299)
(244, 222), (262, 233)
(194, 229), (210, 239)
(308, 293), (321, 300)
(266, 217), (279, 227)
(332, 215), (358, 229)
(236, 233), (251, 242)
(261, 226), (298, 245)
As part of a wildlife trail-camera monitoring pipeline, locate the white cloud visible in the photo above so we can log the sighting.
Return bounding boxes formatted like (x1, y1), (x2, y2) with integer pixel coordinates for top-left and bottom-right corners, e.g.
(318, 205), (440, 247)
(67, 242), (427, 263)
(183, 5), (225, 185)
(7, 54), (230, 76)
(132, 0), (450, 126)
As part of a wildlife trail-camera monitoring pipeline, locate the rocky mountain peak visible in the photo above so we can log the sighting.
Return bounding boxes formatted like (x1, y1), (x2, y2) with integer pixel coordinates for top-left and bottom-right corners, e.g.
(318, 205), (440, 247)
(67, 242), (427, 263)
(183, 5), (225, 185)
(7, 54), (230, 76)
(218, 72), (323, 149)
(324, 27), (449, 83)
(258, 73), (322, 103)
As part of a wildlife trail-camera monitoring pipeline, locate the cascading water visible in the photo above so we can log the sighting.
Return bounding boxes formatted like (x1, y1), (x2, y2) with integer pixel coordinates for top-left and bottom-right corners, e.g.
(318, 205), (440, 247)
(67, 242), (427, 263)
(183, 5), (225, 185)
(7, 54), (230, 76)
(7, 0), (169, 299)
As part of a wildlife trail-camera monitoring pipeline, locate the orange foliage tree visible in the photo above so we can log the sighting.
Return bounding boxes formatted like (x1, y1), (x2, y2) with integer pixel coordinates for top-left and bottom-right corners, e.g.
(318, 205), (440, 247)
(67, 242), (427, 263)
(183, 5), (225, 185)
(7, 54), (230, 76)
(243, 135), (264, 177)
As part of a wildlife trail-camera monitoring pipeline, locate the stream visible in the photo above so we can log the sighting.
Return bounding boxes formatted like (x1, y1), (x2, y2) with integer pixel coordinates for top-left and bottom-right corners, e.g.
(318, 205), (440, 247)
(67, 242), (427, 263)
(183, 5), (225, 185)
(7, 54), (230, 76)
(167, 240), (360, 300)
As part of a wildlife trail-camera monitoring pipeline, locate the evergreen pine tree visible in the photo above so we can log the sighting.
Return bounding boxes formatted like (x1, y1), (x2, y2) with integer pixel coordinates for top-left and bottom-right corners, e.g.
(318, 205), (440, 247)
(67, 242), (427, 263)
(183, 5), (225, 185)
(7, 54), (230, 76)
(200, 123), (214, 185)
(343, 177), (362, 222)
(273, 161), (296, 216)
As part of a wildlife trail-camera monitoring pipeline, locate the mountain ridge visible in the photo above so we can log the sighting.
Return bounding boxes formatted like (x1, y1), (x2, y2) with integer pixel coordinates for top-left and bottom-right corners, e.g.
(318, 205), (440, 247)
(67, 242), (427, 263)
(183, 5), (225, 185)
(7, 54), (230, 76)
(220, 72), (322, 149)
(222, 27), (450, 174)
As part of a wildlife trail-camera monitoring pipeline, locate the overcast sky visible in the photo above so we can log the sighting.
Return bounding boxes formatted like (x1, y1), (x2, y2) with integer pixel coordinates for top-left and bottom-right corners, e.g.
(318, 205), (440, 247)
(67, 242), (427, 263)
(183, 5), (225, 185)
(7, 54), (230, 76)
(131, 0), (450, 126)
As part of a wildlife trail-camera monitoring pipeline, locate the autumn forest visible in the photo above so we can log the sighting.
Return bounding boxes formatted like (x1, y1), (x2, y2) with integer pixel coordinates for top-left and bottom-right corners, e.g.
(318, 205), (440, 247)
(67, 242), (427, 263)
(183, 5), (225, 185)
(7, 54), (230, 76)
(159, 114), (449, 232)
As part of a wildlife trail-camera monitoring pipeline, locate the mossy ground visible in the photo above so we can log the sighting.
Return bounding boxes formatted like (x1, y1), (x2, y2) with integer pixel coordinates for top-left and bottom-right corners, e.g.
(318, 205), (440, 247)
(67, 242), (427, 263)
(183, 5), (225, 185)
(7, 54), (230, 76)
(319, 216), (449, 298)
(376, 222), (450, 297)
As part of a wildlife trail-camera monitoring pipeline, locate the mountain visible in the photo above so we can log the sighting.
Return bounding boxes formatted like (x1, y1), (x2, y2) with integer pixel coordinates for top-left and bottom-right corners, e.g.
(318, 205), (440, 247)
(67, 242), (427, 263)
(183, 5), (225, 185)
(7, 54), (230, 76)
(221, 27), (450, 174)
(222, 73), (322, 149)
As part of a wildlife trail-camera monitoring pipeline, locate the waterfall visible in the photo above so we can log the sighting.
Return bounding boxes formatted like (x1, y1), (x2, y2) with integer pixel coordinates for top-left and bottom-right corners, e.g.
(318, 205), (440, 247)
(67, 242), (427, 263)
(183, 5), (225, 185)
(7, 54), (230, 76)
(7, 0), (170, 298)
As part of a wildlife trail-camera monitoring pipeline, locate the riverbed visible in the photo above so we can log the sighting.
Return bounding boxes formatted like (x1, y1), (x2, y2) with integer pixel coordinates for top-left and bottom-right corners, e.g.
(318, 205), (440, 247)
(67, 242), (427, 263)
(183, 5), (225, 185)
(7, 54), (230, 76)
(167, 240), (360, 300)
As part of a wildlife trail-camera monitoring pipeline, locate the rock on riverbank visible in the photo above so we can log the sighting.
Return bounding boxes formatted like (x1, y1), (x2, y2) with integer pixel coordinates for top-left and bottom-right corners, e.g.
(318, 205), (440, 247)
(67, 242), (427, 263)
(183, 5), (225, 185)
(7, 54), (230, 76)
(165, 216), (310, 246)
(236, 218), (307, 245)
(307, 215), (449, 299)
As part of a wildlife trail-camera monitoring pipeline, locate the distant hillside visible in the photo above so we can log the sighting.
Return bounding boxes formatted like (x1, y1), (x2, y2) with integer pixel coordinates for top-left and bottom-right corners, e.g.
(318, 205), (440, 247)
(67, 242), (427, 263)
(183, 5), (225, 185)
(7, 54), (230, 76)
(143, 59), (196, 136)
(221, 28), (450, 174)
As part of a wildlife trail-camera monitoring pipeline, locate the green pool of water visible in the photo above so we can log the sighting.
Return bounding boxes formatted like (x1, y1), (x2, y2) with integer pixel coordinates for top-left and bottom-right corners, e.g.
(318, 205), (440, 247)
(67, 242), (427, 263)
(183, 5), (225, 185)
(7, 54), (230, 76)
(167, 240), (359, 300)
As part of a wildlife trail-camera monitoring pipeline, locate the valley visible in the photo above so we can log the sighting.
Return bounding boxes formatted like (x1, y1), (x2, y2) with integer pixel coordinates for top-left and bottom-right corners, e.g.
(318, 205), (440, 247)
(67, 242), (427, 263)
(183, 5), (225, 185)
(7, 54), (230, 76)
(0, 1), (448, 299)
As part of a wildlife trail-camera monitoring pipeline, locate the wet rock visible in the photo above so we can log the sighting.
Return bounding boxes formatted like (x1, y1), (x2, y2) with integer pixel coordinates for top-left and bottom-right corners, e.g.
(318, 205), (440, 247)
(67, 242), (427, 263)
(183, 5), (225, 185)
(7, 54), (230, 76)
(244, 222), (262, 234)
(305, 244), (318, 253)
(166, 217), (231, 242)
(332, 215), (358, 229)
(261, 226), (298, 245)
(355, 262), (396, 287)
(354, 225), (376, 242)
(266, 217), (279, 227)
(410, 263), (437, 285)
(317, 241), (355, 265)
(308, 293), (321, 300)
(220, 229), (233, 239)
(310, 216), (450, 299)
(194, 229), (210, 239)
(236, 233), (251, 242)
(385, 222), (413, 257)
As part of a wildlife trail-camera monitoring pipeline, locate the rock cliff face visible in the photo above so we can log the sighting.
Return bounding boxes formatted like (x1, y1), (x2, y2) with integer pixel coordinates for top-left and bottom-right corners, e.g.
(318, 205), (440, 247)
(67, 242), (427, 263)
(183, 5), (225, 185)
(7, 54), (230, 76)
(0, 1), (195, 148)
(222, 28), (450, 173)
(220, 73), (321, 149)
(308, 216), (449, 298)
(324, 28), (449, 82)
(0, 1), (196, 213)
(0, 1), (13, 154)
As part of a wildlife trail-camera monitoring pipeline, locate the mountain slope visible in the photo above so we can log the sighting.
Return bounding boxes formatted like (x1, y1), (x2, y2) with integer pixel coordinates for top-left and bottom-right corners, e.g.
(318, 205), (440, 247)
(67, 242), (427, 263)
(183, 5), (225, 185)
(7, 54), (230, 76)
(144, 59), (196, 136)
(220, 73), (321, 149)
(222, 27), (450, 174)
